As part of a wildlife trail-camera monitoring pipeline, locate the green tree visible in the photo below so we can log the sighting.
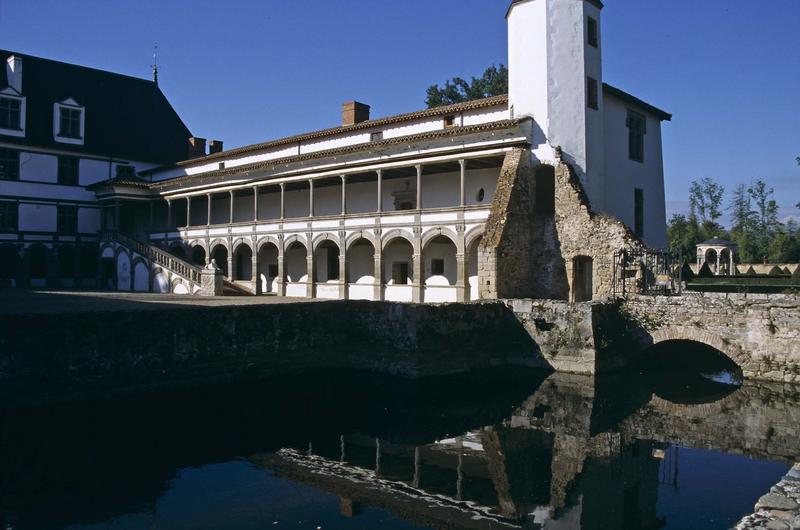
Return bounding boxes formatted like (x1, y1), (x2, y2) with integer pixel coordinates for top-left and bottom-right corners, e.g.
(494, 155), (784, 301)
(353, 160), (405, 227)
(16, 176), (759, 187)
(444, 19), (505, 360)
(689, 177), (725, 237)
(748, 179), (782, 261)
(728, 184), (758, 262)
(426, 65), (508, 108)
(667, 213), (701, 259)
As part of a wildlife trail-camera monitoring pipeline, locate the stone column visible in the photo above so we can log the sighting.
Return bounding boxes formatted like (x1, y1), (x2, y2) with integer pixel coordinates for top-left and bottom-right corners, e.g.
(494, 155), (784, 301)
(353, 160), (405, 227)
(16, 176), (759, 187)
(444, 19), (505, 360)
(165, 200), (171, 230)
(415, 165), (422, 210)
(309, 179), (315, 218)
(253, 186), (259, 222)
(340, 175), (347, 216)
(412, 251), (422, 303)
(716, 251), (721, 275)
(455, 252), (467, 302)
(186, 197), (191, 227)
(200, 262), (224, 296)
(229, 191), (234, 224)
(730, 252), (735, 277)
(459, 159), (466, 207)
(276, 246), (286, 296)
(306, 243), (315, 298)
(280, 183), (286, 220)
(339, 246), (347, 299)
(206, 193), (212, 226)
(373, 247), (383, 301)
(376, 170), (383, 213)
(252, 243), (260, 295)
(227, 246), (234, 281)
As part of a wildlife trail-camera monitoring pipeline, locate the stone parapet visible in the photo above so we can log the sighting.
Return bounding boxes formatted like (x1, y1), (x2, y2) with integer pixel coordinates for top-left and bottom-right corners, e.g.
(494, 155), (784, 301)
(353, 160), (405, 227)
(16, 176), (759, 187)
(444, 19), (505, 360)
(734, 464), (800, 530)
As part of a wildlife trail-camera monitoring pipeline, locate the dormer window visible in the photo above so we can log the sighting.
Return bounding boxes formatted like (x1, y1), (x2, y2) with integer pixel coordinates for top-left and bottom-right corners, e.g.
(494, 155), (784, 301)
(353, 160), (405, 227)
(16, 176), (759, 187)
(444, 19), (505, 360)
(0, 94), (25, 137)
(53, 99), (85, 145)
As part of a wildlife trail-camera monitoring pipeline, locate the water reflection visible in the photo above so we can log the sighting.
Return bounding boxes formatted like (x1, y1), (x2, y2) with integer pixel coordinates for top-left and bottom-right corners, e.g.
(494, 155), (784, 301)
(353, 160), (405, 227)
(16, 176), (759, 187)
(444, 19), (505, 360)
(0, 369), (797, 529)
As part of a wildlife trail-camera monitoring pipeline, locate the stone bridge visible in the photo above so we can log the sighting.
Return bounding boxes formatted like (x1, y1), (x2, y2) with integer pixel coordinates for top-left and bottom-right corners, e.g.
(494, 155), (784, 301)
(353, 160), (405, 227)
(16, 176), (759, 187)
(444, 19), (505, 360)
(620, 292), (800, 383)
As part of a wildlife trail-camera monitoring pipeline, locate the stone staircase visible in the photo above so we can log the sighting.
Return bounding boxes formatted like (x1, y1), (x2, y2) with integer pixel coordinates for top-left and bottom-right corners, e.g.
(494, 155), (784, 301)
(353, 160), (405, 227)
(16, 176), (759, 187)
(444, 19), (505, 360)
(100, 231), (252, 296)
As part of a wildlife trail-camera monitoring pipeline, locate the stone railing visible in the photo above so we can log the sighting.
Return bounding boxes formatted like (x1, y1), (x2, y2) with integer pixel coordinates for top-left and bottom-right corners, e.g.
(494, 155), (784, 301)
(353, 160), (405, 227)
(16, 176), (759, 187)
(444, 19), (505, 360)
(101, 231), (202, 285)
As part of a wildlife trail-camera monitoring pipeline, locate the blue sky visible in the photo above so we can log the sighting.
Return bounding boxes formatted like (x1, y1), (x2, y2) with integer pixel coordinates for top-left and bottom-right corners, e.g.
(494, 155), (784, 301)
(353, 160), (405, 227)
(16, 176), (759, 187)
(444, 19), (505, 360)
(1, 0), (798, 223)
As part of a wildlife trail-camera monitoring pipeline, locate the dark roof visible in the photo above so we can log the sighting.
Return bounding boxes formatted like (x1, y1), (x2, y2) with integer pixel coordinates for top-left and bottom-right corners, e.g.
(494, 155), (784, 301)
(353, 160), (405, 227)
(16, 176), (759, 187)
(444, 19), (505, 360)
(141, 94), (509, 175)
(507, 0), (603, 17)
(699, 237), (736, 246)
(150, 118), (524, 191)
(603, 83), (672, 121)
(86, 175), (150, 191)
(0, 49), (192, 164)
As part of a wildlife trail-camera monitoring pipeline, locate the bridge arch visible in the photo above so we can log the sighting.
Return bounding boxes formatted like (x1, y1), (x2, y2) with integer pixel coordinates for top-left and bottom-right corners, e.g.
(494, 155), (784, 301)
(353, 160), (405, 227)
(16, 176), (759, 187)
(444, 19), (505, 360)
(646, 327), (750, 371)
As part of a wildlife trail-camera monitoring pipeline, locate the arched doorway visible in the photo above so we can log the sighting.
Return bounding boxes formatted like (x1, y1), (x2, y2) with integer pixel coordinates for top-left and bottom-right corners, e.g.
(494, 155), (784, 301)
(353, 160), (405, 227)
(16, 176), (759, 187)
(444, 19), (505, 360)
(191, 246), (207, 267)
(314, 240), (341, 299)
(257, 242), (279, 295)
(422, 234), (457, 303)
(28, 245), (48, 287)
(347, 238), (375, 301)
(383, 236), (414, 302)
(704, 248), (718, 274)
(58, 245), (76, 287)
(233, 244), (253, 281)
(467, 235), (483, 301)
(284, 241), (308, 297)
(210, 245), (229, 277)
(0, 245), (18, 288)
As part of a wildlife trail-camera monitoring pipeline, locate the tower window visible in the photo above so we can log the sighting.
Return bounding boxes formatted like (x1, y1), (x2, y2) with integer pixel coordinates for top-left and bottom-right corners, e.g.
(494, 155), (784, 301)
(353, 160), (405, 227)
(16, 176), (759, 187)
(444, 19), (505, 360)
(634, 188), (644, 238)
(59, 107), (82, 139)
(587, 77), (599, 110)
(627, 110), (646, 163)
(587, 17), (599, 48)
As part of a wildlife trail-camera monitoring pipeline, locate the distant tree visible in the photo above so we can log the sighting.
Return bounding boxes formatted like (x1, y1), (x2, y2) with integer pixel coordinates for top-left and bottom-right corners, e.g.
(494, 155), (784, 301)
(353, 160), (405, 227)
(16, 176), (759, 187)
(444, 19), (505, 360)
(667, 213), (701, 259)
(426, 64), (508, 108)
(689, 177), (725, 237)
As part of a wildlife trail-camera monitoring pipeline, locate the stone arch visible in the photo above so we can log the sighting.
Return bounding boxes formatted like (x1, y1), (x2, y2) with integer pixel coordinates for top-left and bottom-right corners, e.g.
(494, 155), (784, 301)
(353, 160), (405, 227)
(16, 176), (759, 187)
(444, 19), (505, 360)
(257, 235), (282, 253)
(209, 238), (229, 252)
(464, 226), (485, 251)
(646, 327), (750, 372)
(99, 243), (115, 259)
(283, 234), (308, 253)
(381, 229), (417, 253)
(346, 231), (378, 251)
(131, 257), (150, 292)
(232, 237), (254, 254)
(168, 241), (188, 260)
(190, 245), (207, 267)
(209, 242), (229, 277)
(233, 241), (254, 281)
(312, 232), (342, 252)
(421, 227), (460, 252)
(284, 238), (309, 295)
(171, 277), (190, 295)
(114, 246), (132, 291)
(465, 229), (484, 301)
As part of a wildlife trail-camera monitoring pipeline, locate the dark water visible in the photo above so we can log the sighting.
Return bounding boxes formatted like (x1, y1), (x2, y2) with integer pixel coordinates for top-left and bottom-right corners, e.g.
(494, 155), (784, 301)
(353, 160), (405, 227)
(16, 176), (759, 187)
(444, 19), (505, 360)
(0, 367), (796, 530)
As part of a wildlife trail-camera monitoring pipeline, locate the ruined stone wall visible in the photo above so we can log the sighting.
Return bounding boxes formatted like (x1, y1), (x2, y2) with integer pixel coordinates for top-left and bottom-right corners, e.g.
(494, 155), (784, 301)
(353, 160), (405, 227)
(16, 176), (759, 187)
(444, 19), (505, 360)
(479, 148), (643, 301)
(623, 292), (800, 383)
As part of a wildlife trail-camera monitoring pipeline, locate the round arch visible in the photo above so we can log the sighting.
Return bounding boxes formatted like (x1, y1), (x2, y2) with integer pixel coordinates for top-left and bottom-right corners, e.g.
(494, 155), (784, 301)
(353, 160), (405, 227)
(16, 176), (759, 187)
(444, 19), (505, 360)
(346, 231), (378, 251)
(381, 229), (416, 253)
(312, 233), (342, 252)
(283, 234), (308, 253)
(232, 237), (254, 254)
(646, 327), (750, 372)
(131, 257), (150, 292)
(421, 227), (460, 252)
(209, 242), (229, 277)
(464, 226), (485, 251)
(257, 235), (282, 253)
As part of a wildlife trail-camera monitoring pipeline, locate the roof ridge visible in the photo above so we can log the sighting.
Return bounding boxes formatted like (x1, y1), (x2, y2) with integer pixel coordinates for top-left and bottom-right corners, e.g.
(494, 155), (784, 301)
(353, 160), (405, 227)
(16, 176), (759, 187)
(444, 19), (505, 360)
(0, 48), (156, 86)
(142, 94), (510, 174)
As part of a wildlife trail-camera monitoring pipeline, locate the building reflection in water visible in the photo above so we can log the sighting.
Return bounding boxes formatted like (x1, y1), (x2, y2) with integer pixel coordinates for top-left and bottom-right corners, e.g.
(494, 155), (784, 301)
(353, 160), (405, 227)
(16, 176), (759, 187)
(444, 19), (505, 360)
(0, 369), (798, 529)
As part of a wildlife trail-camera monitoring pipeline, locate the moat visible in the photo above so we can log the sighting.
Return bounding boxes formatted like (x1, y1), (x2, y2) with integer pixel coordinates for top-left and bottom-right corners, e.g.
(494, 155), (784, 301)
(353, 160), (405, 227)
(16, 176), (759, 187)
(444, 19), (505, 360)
(1, 363), (797, 530)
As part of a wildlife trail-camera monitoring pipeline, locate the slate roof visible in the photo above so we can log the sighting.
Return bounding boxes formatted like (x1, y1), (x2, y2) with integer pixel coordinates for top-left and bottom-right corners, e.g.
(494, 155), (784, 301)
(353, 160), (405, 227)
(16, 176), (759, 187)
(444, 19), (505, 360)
(699, 237), (736, 247)
(141, 94), (509, 175)
(603, 83), (672, 121)
(0, 49), (192, 164)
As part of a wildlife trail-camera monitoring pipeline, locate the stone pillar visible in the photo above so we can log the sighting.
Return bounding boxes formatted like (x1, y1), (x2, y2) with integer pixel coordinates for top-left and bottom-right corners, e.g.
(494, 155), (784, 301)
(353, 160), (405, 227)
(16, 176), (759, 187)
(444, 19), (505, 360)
(716, 251), (721, 275)
(186, 197), (191, 227)
(338, 246), (347, 299)
(280, 183), (286, 220)
(415, 165), (422, 210)
(229, 191), (234, 224)
(376, 170), (383, 213)
(309, 179), (315, 217)
(340, 175), (347, 215)
(227, 242), (234, 281)
(455, 252), (467, 302)
(253, 186), (259, 222)
(276, 246), (286, 296)
(199, 262), (224, 296)
(412, 251), (422, 303)
(207, 193), (212, 226)
(306, 245), (315, 298)
(730, 252), (735, 277)
(165, 200), (171, 230)
(372, 249), (383, 301)
(459, 159), (466, 207)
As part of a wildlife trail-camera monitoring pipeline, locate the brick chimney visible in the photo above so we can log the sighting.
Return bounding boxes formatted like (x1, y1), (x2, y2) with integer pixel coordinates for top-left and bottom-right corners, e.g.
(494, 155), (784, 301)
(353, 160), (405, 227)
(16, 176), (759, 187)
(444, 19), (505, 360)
(208, 140), (224, 155)
(188, 137), (206, 159)
(342, 101), (370, 127)
(6, 55), (22, 93)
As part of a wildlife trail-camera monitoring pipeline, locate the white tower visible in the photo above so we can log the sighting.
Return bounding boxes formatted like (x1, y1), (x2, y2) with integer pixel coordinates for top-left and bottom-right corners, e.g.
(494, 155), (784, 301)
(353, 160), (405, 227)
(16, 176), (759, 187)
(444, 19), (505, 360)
(507, 0), (605, 208)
